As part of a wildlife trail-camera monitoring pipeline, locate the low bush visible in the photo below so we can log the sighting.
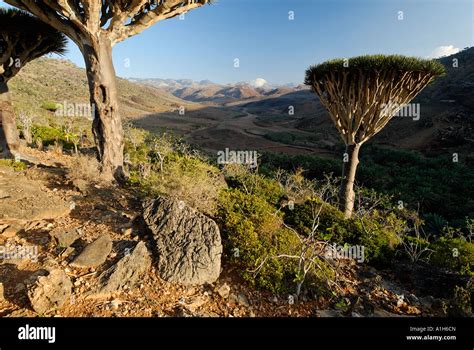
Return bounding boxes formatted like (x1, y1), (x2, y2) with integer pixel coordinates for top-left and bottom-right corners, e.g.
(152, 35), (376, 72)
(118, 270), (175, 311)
(41, 101), (60, 112)
(448, 285), (473, 317)
(125, 128), (226, 216)
(223, 164), (285, 206)
(430, 237), (474, 276)
(283, 198), (403, 265)
(218, 188), (334, 295)
(0, 159), (27, 171)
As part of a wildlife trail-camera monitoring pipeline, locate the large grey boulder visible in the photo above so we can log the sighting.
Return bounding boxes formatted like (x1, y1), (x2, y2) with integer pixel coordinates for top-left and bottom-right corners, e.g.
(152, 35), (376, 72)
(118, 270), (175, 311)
(142, 196), (222, 285)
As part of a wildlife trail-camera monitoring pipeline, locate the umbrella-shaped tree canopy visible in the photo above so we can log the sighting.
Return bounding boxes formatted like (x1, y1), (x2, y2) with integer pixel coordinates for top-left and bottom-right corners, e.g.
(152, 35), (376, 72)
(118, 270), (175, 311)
(305, 55), (445, 218)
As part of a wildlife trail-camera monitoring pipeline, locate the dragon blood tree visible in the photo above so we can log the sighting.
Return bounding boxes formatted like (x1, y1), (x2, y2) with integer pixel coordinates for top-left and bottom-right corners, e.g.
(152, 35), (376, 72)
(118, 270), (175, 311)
(6, 0), (211, 181)
(305, 55), (445, 218)
(0, 8), (67, 159)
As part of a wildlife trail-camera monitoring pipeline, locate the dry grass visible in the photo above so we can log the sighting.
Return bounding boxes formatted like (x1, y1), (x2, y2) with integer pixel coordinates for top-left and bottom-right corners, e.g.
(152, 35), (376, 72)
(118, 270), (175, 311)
(67, 153), (102, 184)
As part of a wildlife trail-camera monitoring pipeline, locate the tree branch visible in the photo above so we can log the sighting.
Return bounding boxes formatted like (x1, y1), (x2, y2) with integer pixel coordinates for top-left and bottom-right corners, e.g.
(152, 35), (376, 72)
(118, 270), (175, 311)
(109, 0), (209, 45)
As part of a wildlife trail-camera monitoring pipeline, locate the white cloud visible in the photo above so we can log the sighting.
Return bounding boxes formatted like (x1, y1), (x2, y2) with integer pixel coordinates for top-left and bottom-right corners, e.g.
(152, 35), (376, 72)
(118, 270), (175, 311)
(250, 78), (268, 88)
(429, 45), (460, 58)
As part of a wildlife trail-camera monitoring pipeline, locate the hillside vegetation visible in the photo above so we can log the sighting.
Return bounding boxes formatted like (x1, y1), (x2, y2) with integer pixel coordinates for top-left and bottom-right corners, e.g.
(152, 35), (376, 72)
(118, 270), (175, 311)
(9, 58), (197, 123)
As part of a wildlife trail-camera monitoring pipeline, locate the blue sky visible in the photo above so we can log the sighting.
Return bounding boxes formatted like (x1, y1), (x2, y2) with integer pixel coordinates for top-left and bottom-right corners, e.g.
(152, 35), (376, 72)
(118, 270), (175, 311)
(2, 0), (474, 85)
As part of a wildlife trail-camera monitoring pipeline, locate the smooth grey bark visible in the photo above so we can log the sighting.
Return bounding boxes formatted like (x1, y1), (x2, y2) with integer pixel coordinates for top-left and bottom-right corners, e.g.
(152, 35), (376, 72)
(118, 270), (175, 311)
(339, 143), (361, 219)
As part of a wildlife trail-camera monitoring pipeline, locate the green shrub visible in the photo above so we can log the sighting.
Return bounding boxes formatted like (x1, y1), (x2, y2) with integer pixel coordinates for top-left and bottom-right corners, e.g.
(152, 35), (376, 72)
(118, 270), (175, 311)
(448, 285), (472, 317)
(31, 125), (65, 146)
(356, 211), (403, 265)
(265, 132), (296, 145)
(0, 159), (27, 171)
(218, 188), (333, 294)
(41, 101), (60, 112)
(423, 213), (448, 236)
(218, 189), (296, 292)
(430, 237), (474, 275)
(223, 166), (285, 206)
(125, 130), (226, 216)
(283, 198), (402, 265)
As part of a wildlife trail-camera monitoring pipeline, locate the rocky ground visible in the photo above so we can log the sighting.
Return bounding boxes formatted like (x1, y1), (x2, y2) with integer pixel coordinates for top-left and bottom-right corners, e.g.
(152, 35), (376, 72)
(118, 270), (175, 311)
(0, 147), (460, 318)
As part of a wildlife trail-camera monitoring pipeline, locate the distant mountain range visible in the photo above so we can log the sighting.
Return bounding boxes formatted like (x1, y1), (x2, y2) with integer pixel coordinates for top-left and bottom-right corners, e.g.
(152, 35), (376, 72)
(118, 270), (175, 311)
(129, 77), (307, 105)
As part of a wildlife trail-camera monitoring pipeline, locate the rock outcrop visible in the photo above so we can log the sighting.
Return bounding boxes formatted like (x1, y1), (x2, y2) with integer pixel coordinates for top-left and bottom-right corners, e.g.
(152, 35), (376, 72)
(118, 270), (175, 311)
(142, 197), (222, 285)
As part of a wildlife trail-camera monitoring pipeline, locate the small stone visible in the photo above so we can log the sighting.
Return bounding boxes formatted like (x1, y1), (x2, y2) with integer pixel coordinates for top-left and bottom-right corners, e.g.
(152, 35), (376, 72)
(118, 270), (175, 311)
(397, 297), (405, 308)
(43, 259), (60, 269)
(70, 234), (112, 268)
(373, 308), (402, 317)
(60, 247), (74, 258)
(49, 228), (79, 248)
(0, 223), (9, 234)
(111, 299), (121, 310)
(217, 283), (231, 299)
(121, 227), (133, 236)
(184, 296), (208, 313)
(231, 292), (250, 307)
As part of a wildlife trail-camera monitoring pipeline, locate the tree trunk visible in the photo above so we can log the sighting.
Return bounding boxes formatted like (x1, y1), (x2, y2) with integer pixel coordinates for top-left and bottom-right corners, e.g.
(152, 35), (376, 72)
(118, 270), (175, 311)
(82, 34), (125, 182)
(339, 143), (361, 219)
(0, 82), (20, 159)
